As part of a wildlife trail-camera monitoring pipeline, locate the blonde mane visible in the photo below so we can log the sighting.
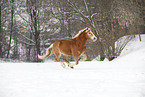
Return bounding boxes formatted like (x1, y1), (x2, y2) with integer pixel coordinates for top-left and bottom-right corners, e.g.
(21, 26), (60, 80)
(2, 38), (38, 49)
(73, 27), (88, 39)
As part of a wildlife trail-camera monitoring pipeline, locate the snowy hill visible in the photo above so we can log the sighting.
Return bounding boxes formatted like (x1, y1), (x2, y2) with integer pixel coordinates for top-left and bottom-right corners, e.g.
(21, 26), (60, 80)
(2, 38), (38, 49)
(0, 35), (145, 97)
(115, 35), (145, 62)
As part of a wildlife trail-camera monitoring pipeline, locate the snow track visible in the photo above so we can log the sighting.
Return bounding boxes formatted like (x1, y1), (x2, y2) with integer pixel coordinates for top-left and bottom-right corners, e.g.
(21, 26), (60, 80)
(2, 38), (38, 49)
(0, 61), (145, 97)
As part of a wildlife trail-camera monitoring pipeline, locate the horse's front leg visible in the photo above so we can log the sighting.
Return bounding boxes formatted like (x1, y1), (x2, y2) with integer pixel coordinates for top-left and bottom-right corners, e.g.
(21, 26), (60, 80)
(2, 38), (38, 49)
(74, 55), (79, 65)
(80, 52), (88, 61)
(68, 55), (79, 69)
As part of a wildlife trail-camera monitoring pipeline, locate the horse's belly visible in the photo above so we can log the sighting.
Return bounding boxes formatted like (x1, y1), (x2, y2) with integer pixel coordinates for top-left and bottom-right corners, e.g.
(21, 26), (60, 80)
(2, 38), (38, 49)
(60, 50), (72, 56)
(59, 40), (73, 56)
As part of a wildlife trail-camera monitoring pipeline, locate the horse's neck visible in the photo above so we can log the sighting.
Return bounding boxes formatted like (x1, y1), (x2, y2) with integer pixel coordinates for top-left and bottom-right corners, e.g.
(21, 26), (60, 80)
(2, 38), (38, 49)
(75, 33), (87, 46)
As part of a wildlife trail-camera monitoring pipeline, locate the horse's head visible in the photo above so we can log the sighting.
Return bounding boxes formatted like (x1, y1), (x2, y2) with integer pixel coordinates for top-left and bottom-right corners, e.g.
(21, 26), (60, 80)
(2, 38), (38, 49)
(85, 27), (97, 42)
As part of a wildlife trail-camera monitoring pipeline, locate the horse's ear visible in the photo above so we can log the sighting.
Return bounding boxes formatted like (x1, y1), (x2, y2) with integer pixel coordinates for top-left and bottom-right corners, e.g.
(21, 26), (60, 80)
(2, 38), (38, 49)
(86, 27), (88, 30)
(84, 27), (89, 32)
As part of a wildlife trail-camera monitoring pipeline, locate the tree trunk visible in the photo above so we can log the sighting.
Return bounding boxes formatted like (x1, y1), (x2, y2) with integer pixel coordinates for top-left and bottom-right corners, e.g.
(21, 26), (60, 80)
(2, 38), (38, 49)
(137, 27), (142, 41)
(7, 0), (14, 58)
(0, 4), (2, 58)
(98, 41), (105, 61)
(33, 8), (40, 62)
(27, 33), (32, 61)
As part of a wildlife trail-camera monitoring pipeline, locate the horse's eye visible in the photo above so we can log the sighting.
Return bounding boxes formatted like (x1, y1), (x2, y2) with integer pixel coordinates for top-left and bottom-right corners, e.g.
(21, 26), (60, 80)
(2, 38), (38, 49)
(88, 32), (91, 34)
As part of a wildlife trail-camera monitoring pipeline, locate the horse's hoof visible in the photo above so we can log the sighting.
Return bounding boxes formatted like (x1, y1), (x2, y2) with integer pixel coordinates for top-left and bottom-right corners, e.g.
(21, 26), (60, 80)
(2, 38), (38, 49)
(70, 66), (74, 69)
(61, 63), (65, 68)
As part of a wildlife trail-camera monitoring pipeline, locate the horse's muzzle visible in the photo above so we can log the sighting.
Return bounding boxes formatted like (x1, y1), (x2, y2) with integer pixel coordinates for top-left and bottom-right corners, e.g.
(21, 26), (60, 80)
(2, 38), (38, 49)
(93, 37), (97, 42)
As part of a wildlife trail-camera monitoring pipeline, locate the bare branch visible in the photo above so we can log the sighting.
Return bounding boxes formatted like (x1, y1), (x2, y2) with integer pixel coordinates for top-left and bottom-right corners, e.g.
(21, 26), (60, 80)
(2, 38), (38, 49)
(17, 32), (35, 43)
(16, 12), (31, 24)
(19, 40), (35, 46)
(83, 0), (89, 13)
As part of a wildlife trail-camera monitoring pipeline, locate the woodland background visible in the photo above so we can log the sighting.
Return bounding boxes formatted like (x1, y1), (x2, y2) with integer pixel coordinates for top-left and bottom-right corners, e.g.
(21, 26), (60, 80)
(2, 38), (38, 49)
(0, 0), (144, 62)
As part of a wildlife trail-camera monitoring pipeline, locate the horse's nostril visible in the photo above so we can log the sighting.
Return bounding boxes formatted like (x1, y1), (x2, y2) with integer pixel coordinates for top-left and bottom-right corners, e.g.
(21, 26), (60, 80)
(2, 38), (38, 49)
(93, 37), (97, 42)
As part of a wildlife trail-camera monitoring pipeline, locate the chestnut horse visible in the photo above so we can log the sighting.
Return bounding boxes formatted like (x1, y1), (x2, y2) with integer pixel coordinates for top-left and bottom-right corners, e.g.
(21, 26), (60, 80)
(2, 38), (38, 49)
(38, 27), (97, 68)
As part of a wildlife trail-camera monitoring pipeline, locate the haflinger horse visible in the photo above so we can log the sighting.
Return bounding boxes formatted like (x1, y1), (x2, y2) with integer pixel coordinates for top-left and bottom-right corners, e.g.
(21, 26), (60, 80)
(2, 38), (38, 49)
(38, 27), (97, 69)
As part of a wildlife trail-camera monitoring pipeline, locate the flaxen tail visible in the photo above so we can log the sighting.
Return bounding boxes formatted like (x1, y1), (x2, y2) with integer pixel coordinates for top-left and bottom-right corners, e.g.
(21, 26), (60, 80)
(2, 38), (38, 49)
(38, 44), (53, 59)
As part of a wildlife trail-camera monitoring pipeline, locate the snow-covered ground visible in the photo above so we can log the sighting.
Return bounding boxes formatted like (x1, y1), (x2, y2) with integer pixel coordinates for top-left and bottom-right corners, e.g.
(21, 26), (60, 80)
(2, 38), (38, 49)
(0, 35), (145, 97)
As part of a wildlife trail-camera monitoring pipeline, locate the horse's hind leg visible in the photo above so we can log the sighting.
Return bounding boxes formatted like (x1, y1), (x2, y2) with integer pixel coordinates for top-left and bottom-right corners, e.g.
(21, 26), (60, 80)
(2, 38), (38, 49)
(53, 41), (65, 68)
(66, 55), (79, 69)
(62, 55), (73, 69)
(55, 53), (65, 68)
(53, 48), (65, 68)
(63, 55), (70, 66)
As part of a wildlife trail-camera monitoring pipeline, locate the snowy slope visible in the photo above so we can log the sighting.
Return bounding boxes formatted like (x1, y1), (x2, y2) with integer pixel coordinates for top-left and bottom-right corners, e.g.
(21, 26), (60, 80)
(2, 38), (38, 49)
(115, 35), (145, 62)
(0, 35), (145, 97)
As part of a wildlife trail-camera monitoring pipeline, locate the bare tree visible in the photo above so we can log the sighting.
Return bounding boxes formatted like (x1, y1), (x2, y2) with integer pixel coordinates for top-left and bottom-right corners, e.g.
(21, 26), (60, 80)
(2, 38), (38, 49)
(0, 0), (10, 58)
(65, 0), (144, 61)
(25, 0), (41, 62)
(1, 0), (144, 62)
(0, 1), (2, 57)
(7, 0), (14, 58)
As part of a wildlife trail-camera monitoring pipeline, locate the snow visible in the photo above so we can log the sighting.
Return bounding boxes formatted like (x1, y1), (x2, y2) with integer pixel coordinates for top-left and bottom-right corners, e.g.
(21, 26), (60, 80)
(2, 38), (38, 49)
(0, 35), (145, 97)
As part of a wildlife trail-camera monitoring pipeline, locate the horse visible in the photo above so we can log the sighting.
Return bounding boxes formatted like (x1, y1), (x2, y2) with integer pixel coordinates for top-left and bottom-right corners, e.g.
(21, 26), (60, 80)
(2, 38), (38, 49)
(38, 27), (97, 68)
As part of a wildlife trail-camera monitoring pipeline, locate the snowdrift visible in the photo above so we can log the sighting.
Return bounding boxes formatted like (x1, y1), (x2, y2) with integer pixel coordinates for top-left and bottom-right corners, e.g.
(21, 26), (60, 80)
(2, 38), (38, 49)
(115, 34), (145, 62)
